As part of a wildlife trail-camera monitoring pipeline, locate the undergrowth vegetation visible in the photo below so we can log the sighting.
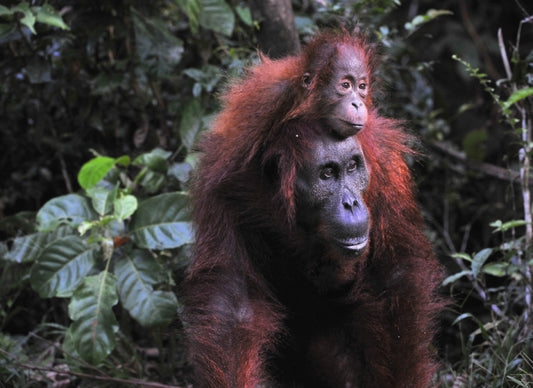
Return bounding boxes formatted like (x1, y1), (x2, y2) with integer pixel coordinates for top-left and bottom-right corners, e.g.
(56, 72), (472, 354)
(0, 0), (532, 386)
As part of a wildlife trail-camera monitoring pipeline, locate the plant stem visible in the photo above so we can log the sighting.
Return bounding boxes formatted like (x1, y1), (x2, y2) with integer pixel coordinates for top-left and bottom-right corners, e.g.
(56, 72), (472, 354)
(519, 113), (532, 324)
(519, 116), (532, 248)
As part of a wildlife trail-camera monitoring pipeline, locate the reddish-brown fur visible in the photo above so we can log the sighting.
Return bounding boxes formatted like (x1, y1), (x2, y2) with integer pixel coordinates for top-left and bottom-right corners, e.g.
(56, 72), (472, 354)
(183, 30), (443, 388)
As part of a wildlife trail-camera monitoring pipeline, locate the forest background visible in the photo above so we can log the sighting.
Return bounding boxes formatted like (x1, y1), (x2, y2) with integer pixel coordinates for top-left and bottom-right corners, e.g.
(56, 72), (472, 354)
(0, 0), (532, 387)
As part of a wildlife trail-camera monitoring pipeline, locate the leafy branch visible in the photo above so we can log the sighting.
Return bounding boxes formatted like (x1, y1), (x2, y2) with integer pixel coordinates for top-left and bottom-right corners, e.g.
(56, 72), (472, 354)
(450, 14), (533, 330)
(2, 149), (193, 364)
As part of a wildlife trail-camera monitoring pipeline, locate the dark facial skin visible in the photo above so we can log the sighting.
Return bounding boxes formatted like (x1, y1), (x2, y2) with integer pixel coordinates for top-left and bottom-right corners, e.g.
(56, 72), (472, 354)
(303, 44), (369, 138)
(296, 132), (370, 257)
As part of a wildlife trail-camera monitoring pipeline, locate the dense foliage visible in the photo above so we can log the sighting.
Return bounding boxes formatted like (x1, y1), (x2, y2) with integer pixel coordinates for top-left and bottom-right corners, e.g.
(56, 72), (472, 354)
(0, 0), (532, 386)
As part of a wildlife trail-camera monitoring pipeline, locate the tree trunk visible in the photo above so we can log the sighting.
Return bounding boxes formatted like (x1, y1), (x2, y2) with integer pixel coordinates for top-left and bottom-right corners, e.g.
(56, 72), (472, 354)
(249, 0), (301, 58)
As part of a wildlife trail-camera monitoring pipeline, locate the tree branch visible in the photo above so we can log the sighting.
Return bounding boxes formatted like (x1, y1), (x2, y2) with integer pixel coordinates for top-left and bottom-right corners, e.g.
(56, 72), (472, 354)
(430, 140), (520, 183)
(249, 0), (300, 58)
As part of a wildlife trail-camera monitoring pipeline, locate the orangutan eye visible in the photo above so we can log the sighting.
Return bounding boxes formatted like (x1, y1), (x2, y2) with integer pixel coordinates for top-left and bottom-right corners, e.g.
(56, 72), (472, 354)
(347, 159), (357, 173)
(320, 167), (335, 180)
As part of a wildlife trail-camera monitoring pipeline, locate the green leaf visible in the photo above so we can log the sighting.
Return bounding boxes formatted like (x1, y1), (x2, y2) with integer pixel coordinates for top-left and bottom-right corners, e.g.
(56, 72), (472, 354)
(115, 251), (178, 326)
(114, 155), (131, 167)
(176, 0), (200, 33)
(68, 272), (118, 365)
(138, 170), (166, 193)
(0, 6), (12, 17)
(30, 236), (98, 298)
(503, 87), (533, 110)
(198, 0), (235, 36)
(183, 65), (223, 95)
(131, 8), (184, 78)
(62, 326), (78, 359)
(462, 129), (487, 162)
(168, 161), (193, 184)
(0, 23), (17, 42)
(404, 9), (452, 35)
(451, 252), (472, 262)
(113, 195), (137, 220)
(185, 152), (201, 169)
(452, 312), (475, 326)
(179, 99), (203, 151)
(86, 186), (117, 216)
(235, 5), (253, 26)
(90, 73), (124, 95)
(12, 2), (36, 34)
(472, 248), (492, 278)
(78, 156), (116, 190)
(490, 219), (528, 232)
(5, 226), (73, 263)
(78, 221), (95, 236)
(442, 270), (472, 286)
(482, 262), (509, 277)
(130, 192), (193, 250)
(37, 194), (97, 232)
(133, 148), (170, 172)
(34, 4), (68, 30)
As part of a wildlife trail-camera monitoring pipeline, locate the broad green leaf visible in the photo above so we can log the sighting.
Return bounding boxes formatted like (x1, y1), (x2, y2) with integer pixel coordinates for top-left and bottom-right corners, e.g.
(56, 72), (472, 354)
(12, 2), (36, 34)
(179, 99), (203, 151)
(168, 161), (193, 184)
(30, 236), (98, 298)
(78, 156), (116, 190)
(34, 4), (68, 30)
(198, 0), (235, 36)
(131, 8), (184, 78)
(113, 195), (137, 220)
(133, 148), (170, 172)
(130, 192), (193, 250)
(235, 5), (253, 26)
(115, 251), (178, 326)
(114, 155), (131, 167)
(472, 248), (492, 278)
(5, 226), (73, 263)
(68, 272), (118, 365)
(37, 194), (97, 232)
(87, 186), (117, 216)
(482, 262), (509, 277)
(0, 6), (11, 17)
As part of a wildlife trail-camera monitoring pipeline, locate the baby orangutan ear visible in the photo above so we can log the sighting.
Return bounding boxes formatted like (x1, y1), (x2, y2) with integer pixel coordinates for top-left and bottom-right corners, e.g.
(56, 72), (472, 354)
(302, 72), (312, 89)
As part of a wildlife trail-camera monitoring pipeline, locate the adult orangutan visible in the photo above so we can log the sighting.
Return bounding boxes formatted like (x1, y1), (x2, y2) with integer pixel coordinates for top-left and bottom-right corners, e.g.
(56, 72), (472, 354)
(183, 30), (444, 388)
